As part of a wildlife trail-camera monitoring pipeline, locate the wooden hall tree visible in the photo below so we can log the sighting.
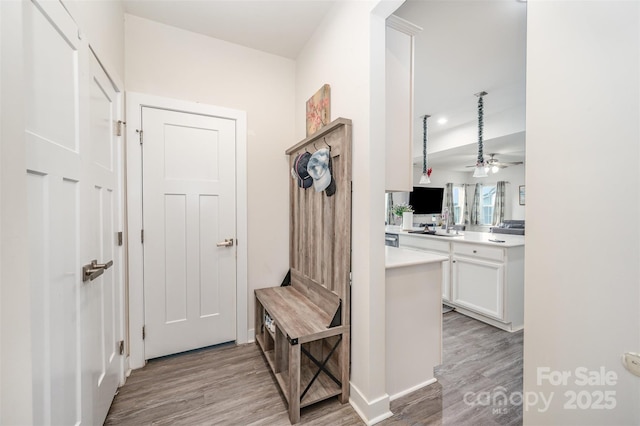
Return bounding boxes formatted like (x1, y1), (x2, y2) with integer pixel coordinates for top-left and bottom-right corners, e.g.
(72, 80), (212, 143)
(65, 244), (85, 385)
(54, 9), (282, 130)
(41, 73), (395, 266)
(255, 118), (352, 423)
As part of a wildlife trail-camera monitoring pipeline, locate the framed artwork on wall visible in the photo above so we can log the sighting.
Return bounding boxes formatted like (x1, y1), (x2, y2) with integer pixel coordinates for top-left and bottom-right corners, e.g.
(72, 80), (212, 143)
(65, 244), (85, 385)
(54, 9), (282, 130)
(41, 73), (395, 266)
(306, 84), (331, 136)
(519, 185), (525, 205)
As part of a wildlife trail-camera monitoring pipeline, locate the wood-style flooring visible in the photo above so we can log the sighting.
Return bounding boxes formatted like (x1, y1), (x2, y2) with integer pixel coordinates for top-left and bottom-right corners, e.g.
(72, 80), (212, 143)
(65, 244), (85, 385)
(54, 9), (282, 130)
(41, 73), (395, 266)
(105, 311), (523, 425)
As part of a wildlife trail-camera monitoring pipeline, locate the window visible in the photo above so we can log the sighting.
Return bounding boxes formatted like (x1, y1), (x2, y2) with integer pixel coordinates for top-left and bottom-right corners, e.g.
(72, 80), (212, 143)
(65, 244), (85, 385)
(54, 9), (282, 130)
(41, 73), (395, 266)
(481, 185), (496, 225)
(452, 184), (465, 224)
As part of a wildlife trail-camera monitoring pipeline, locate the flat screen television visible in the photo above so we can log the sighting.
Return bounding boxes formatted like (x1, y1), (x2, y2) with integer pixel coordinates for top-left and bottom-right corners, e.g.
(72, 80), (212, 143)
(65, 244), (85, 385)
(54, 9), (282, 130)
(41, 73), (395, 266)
(408, 187), (444, 214)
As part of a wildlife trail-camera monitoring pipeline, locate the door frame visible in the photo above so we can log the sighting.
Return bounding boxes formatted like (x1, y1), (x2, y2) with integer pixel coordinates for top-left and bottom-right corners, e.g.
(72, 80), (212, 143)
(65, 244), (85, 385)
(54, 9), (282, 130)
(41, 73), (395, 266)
(125, 92), (248, 369)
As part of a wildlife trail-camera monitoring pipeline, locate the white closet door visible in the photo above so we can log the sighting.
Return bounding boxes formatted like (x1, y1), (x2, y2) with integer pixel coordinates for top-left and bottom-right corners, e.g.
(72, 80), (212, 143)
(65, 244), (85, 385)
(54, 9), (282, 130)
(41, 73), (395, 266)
(142, 106), (237, 359)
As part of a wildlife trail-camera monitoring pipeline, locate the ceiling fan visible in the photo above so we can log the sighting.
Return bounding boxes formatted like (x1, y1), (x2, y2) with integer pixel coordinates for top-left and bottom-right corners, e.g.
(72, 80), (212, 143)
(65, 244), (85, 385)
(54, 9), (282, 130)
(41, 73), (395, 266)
(466, 153), (523, 172)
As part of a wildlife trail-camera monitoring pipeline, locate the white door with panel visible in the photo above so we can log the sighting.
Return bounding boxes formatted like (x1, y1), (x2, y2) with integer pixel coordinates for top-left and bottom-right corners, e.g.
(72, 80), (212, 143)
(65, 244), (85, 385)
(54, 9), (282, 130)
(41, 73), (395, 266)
(84, 52), (123, 424)
(142, 107), (237, 359)
(25, 0), (123, 424)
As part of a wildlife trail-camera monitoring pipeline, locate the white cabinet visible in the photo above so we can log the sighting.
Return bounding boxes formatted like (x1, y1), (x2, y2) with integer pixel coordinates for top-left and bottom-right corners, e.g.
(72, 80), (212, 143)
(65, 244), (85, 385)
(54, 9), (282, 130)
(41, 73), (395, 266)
(398, 234), (451, 302)
(385, 15), (422, 192)
(452, 256), (504, 320)
(396, 233), (525, 332)
(451, 242), (524, 331)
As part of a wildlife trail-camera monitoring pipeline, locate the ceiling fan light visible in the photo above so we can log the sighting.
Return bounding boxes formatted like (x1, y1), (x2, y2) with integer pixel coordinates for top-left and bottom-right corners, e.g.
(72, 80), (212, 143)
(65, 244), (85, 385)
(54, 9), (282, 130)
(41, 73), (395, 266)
(419, 173), (431, 184)
(491, 165), (500, 174)
(473, 164), (488, 178)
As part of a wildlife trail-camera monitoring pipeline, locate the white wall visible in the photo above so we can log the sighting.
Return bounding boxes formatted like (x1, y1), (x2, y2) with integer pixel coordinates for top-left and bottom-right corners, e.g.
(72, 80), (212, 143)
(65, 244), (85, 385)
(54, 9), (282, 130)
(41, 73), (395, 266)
(62, 0), (125, 79)
(124, 14), (295, 338)
(1, 2), (32, 423)
(296, 0), (396, 422)
(411, 165), (468, 189)
(524, 1), (640, 424)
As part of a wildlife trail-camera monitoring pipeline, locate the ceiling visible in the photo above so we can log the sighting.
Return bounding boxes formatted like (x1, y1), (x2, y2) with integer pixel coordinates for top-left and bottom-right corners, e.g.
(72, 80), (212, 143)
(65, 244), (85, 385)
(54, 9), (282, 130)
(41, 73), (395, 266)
(122, 0), (527, 173)
(122, 0), (337, 59)
(418, 131), (526, 173)
(395, 0), (527, 172)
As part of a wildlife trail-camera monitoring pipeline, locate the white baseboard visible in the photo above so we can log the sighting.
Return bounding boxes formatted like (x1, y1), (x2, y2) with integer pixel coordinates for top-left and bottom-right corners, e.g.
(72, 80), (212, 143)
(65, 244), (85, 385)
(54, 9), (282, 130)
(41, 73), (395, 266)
(453, 306), (521, 332)
(389, 378), (437, 401)
(349, 382), (393, 425)
(247, 328), (255, 343)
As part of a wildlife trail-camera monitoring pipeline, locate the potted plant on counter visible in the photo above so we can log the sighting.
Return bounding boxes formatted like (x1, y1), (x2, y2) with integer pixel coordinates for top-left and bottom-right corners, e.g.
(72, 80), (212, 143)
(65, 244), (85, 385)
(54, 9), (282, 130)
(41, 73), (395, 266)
(392, 203), (414, 230)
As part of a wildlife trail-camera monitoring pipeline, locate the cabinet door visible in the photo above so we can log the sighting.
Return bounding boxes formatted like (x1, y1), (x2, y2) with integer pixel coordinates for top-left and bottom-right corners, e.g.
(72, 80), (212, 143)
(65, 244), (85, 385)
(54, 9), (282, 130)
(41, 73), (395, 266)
(452, 257), (504, 320)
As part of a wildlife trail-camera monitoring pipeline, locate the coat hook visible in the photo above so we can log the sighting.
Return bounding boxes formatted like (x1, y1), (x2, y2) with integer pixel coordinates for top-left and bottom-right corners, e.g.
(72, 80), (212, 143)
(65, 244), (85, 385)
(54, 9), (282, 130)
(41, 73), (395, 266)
(323, 137), (331, 150)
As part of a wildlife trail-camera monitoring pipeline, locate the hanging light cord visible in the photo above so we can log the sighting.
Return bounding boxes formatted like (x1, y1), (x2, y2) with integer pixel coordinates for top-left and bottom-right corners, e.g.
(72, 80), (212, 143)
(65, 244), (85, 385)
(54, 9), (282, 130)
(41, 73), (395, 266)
(476, 92), (486, 166)
(422, 115), (430, 174)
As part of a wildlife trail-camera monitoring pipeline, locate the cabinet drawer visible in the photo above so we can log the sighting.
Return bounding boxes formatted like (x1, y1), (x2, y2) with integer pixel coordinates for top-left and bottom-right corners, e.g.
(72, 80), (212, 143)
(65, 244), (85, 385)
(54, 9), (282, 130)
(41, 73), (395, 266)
(399, 234), (450, 253)
(453, 243), (504, 261)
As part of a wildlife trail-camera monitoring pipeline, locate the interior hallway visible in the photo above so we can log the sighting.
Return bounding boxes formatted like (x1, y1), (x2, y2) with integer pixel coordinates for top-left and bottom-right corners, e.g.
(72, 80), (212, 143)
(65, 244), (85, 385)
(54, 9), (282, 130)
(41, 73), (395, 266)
(105, 311), (523, 425)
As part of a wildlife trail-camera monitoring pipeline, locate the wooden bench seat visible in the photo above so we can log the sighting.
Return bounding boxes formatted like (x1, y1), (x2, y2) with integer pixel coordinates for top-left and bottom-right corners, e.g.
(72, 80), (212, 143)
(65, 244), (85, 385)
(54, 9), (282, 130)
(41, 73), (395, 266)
(255, 286), (342, 343)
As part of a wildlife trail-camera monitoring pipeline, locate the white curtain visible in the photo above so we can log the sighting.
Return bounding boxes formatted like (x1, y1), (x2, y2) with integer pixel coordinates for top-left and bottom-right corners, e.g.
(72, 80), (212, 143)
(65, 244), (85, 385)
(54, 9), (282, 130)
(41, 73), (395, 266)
(470, 183), (482, 225)
(386, 193), (394, 225)
(492, 181), (507, 225)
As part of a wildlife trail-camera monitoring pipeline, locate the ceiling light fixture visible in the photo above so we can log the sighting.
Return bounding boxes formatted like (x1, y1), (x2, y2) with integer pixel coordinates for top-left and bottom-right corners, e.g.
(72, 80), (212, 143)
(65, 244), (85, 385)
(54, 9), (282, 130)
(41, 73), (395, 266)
(473, 91), (488, 178)
(419, 115), (432, 184)
(437, 117), (448, 125)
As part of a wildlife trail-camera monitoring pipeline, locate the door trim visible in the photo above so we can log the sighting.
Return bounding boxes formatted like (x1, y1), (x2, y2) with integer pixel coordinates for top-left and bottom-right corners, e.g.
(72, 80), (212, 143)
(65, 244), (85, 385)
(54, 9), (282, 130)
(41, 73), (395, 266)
(125, 92), (248, 369)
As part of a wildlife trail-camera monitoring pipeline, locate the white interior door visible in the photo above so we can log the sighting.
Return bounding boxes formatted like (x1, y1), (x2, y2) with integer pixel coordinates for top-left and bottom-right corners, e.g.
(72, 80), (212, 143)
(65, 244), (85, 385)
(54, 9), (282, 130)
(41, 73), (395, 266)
(25, 1), (123, 424)
(142, 107), (237, 359)
(25, 2), (84, 423)
(83, 52), (122, 425)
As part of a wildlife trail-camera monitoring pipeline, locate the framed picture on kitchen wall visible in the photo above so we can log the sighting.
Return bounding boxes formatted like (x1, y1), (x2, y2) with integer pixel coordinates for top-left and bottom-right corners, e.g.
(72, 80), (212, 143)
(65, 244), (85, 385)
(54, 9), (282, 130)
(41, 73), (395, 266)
(519, 185), (525, 205)
(306, 84), (331, 136)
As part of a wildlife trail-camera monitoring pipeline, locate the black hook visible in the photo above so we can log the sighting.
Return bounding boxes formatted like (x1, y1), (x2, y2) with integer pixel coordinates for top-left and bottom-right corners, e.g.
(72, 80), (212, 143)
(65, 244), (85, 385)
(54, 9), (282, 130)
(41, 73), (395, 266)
(323, 137), (331, 150)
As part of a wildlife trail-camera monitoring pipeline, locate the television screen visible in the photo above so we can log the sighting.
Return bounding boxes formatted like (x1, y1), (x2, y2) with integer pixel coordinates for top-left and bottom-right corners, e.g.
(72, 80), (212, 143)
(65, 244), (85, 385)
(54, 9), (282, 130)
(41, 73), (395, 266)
(409, 187), (444, 214)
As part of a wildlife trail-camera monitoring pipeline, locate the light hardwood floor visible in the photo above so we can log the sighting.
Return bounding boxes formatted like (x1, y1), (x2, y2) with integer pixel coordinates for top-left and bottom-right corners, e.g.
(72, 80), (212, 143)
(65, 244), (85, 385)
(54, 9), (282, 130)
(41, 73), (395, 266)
(105, 312), (523, 425)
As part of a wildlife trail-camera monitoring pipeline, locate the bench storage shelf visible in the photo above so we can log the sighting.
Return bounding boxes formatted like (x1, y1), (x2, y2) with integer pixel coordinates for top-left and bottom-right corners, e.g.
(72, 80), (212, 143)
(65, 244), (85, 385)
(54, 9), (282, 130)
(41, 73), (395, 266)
(254, 119), (352, 424)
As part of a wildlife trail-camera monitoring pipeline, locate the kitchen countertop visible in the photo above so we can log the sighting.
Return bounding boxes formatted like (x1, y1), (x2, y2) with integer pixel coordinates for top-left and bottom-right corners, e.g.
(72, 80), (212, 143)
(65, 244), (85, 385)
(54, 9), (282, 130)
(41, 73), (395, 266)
(385, 246), (449, 269)
(385, 225), (525, 248)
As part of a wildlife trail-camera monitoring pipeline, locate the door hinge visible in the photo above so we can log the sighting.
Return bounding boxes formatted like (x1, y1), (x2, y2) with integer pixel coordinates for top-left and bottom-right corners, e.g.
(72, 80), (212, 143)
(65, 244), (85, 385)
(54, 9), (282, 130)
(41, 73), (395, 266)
(117, 231), (123, 246)
(118, 340), (124, 355)
(142, 326), (146, 340)
(115, 120), (126, 137)
(141, 229), (144, 244)
(136, 129), (143, 145)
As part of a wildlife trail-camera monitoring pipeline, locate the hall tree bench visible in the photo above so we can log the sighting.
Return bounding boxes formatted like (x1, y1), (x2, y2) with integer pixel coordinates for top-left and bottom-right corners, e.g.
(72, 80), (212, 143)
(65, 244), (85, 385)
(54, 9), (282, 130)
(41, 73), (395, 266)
(254, 118), (352, 424)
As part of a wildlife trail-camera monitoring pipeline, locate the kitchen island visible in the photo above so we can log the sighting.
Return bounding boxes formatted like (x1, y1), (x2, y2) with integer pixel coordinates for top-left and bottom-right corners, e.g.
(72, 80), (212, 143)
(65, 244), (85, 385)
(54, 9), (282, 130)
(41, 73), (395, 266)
(385, 246), (448, 399)
(386, 226), (525, 332)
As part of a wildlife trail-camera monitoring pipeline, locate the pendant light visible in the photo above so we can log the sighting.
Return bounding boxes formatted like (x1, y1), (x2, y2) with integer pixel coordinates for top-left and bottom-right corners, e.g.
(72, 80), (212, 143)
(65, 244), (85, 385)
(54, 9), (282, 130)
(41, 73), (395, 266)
(473, 91), (488, 178)
(419, 114), (432, 184)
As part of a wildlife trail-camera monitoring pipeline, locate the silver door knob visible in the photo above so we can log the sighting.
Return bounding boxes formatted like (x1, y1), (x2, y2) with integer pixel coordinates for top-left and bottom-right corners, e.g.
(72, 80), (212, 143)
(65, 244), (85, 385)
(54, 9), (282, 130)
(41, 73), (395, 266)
(216, 239), (234, 247)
